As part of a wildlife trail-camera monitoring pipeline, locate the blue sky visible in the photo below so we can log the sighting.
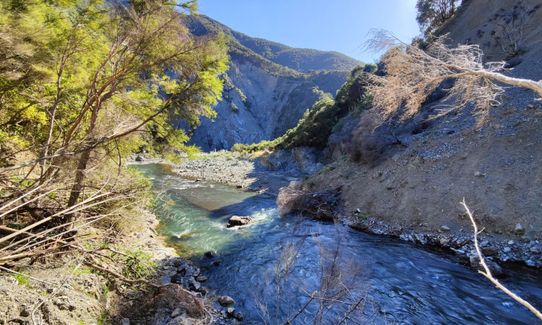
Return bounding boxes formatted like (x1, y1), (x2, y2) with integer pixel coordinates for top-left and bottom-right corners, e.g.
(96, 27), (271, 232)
(198, 0), (421, 63)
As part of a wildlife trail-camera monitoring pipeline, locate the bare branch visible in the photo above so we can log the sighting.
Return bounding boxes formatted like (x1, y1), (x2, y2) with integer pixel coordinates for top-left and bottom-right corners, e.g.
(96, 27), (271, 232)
(461, 199), (542, 321)
(367, 31), (542, 117)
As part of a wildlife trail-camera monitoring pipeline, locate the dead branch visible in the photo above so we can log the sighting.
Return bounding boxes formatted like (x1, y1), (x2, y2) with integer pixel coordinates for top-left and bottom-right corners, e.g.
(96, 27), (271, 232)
(461, 199), (542, 321)
(367, 30), (542, 117)
(283, 291), (317, 325)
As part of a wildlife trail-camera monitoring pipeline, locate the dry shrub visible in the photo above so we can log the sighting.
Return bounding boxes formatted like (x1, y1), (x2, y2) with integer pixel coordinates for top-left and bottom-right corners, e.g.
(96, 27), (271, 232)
(366, 30), (542, 119)
(277, 186), (340, 221)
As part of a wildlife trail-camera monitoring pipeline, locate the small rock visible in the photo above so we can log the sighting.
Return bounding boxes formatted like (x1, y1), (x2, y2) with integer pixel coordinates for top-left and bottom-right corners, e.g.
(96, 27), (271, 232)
(159, 275), (172, 285)
(486, 260), (504, 277)
(439, 237), (450, 246)
(227, 215), (252, 228)
(234, 311), (244, 321)
(53, 296), (75, 311)
(482, 245), (498, 256)
(135, 155), (143, 162)
(188, 278), (201, 291)
(354, 208), (361, 214)
(474, 171), (485, 177)
(121, 318), (130, 325)
(226, 307), (236, 318)
(196, 275), (208, 282)
(19, 305), (30, 317)
(218, 295), (235, 307)
(508, 240), (515, 245)
(503, 247), (512, 253)
(529, 244), (542, 254)
(204, 251), (216, 258)
(440, 225), (451, 232)
(514, 223), (526, 236)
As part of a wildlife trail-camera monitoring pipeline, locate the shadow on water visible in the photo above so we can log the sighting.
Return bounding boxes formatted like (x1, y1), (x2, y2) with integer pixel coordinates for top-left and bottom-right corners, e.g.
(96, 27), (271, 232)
(134, 163), (542, 325)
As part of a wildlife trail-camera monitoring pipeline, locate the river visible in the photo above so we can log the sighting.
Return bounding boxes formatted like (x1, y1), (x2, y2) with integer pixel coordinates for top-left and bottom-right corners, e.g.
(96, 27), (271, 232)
(136, 163), (542, 324)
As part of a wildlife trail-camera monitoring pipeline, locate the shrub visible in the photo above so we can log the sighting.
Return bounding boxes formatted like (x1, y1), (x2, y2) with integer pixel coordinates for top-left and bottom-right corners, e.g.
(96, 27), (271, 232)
(122, 249), (156, 280)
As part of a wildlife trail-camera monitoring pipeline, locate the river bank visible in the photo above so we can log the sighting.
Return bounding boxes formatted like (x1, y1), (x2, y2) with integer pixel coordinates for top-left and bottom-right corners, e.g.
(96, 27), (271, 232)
(0, 206), (237, 325)
(169, 151), (542, 273)
(173, 149), (322, 195)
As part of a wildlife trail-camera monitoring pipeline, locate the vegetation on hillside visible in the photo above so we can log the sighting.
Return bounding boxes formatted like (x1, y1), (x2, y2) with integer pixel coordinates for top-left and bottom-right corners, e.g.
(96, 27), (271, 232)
(416, 0), (462, 36)
(0, 0), (227, 279)
(232, 65), (375, 152)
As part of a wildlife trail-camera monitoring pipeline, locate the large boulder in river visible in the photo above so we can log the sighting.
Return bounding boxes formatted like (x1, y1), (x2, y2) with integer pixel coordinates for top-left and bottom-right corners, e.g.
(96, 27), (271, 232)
(218, 295), (235, 307)
(227, 215), (252, 228)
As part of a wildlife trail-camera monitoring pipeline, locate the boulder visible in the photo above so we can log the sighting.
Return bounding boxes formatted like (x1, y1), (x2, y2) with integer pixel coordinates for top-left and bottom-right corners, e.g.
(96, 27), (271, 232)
(227, 215), (252, 228)
(204, 251), (216, 258)
(196, 275), (207, 282)
(218, 295), (235, 307)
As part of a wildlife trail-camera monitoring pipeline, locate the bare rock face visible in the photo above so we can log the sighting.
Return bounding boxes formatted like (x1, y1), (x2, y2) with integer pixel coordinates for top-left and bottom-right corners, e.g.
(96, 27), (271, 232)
(227, 215), (252, 228)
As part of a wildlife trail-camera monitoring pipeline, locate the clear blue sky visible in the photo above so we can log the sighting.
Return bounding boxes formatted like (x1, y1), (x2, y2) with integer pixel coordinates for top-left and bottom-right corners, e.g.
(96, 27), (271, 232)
(198, 0), (421, 63)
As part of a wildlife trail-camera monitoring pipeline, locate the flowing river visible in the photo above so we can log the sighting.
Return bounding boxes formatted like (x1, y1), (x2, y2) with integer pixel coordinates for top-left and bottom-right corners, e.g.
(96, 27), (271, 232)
(136, 163), (542, 324)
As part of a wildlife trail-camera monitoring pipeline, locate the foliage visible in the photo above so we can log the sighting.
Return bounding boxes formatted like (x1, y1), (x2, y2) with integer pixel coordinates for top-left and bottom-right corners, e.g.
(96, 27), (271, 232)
(233, 67), (374, 152)
(14, 273), (30, 286)
(416, 0), (462, 36)
(122, 249), (156, 280)
(0, 0), (228, 268)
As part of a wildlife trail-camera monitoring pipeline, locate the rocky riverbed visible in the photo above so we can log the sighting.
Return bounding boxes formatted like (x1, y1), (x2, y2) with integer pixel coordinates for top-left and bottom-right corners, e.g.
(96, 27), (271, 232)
(277, 184), (542, 274)
(173, 148), (323, 195)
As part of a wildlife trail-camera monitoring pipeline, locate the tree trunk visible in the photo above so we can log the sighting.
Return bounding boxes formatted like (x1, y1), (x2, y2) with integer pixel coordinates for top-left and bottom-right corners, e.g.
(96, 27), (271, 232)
(67, 148), (92, 209)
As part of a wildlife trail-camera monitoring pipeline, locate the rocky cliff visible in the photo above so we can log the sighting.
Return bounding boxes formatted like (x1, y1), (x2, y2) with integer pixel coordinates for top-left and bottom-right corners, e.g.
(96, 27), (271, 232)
(182, 15), (361, 151)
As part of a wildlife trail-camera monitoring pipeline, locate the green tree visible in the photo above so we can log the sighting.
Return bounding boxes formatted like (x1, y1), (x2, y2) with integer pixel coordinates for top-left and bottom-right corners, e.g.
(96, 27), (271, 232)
(0, 0), (228, 212)
(416, 0), (461, 36)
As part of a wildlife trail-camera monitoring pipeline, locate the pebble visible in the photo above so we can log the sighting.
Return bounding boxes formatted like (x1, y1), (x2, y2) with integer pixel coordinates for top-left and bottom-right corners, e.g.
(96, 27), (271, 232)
(482, 245), (498, 256)
(440, 225), (451, 232)
(503, 247), (512, 253)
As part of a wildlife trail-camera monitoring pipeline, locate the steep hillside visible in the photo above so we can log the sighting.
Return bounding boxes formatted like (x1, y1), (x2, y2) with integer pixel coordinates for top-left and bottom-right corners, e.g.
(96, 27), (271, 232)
(439, 0), (542, 79)
(182, 15), (361, 151)
(277, 0), (542, 266)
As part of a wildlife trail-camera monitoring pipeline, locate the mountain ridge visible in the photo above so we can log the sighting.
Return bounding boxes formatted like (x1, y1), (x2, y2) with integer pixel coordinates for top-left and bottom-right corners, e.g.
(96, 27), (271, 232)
(182, 15), (362, 151)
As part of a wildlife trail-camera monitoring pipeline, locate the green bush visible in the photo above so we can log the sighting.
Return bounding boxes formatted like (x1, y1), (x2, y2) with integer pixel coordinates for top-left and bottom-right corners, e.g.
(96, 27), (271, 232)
(122, 249), (156, 280)
(232, 67), (374, 152)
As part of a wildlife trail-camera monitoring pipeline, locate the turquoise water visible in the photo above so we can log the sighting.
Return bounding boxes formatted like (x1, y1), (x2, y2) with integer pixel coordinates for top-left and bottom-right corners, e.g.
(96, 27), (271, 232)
(137, 163), (542, 324)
